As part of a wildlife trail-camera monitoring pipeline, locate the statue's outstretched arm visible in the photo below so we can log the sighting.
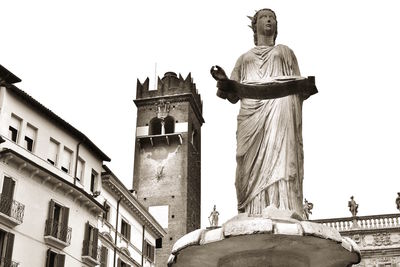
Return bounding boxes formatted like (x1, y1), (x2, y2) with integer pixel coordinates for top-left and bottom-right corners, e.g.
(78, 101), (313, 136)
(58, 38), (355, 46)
(210, 66), (318, 102)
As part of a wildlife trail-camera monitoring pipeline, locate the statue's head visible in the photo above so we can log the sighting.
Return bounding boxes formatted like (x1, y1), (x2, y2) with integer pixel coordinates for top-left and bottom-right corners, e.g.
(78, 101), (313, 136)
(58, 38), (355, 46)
(251, 8), (278, 45)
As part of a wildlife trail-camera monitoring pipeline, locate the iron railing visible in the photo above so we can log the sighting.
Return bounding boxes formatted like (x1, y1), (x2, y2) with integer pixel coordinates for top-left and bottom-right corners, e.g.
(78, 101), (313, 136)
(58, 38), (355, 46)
(82, 241), (101, 262)
(44, 219), (72, 244)
(0, 257), (19, 267)
(0, 194), (25, 223)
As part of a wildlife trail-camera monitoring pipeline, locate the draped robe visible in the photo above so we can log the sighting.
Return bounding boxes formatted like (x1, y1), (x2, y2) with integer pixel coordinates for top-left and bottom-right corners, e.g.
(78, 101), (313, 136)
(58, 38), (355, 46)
(231, 44), (304, 215)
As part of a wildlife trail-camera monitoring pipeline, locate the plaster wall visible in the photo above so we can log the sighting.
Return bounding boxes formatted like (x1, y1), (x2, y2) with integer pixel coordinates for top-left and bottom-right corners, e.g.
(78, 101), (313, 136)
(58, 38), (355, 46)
(0, 88), (104, 193)
(0, 159), (98, 266)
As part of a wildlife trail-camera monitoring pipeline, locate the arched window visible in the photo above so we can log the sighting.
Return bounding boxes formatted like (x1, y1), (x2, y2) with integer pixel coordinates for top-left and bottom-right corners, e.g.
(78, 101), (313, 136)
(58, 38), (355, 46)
(149, 116), (175, 135)
(149, 117), (162, 135)
(164, 116), (175, 134)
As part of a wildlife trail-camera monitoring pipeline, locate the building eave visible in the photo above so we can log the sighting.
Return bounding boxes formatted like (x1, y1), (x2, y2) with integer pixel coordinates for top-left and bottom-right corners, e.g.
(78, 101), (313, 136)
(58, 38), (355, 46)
(0, 65), (21, 84)
(2, 83), (111, 162)
(0, 148), (106, 213)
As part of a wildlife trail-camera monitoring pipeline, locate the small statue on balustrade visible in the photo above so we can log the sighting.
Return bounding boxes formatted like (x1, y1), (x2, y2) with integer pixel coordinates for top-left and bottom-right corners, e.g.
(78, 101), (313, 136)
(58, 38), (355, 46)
(208, 205), (220, 227)
(303, 199), (313, 220)
(348, 196), (358, 217)
(396, 192), (400, 212)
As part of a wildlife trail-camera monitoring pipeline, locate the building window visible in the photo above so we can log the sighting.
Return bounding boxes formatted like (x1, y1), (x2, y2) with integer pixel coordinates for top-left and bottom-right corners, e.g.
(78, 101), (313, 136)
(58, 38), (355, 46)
(76, 158), (85, 182)
(61, 147), (73, 174)
(103, 201), (110, 222)
(100, 246), (108, 267)
(149, 117), (162, 135)
(149, 115), (175, 135)
(117, 258), (130, 267)
(45, 200), (71, 243)
(90, 170), (98, 194)
(45, 249), (65, 267)
(24, 123), (37, 152)
(144, 240), (155, 263)
(120, 219), (131, 241)
(82, 222), (99, 260)
(0, 176), (16, 217)
(48, 138), (59, 166)
(8, 114), (21, 143)
(0, 229), (15, 266)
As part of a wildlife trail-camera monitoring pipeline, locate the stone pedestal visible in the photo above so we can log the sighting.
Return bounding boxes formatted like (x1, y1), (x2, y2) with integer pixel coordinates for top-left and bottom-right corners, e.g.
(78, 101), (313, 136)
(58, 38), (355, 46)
(168, 209), (361, 267)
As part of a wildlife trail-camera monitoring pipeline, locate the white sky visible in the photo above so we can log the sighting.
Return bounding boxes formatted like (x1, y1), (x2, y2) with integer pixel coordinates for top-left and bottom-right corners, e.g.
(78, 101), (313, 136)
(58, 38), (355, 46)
(2, 0), (400, 228)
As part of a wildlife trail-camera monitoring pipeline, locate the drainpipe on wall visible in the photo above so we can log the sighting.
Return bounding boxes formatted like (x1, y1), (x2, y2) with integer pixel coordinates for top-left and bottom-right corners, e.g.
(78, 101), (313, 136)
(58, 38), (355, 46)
(113, 197), (122, 267)
(142, 224), (145, 266)
(73, 138), (85, 185)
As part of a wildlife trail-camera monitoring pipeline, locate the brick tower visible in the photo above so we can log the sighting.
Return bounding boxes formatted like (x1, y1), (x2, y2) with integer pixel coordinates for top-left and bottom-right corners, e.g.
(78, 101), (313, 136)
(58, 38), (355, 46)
(133, 72), (203, 266)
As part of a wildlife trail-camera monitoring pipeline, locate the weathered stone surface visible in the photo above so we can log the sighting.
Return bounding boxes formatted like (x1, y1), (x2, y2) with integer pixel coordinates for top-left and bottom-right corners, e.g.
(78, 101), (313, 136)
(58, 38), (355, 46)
(168, 213), (361, 267)
(200, 227), (224, 245)
(262, 205), (304, 221)
(223, 213), (273, 237)
(274, 222), (303, 235)
(171, 229), (203, 254)
(300, 221), (342, 242)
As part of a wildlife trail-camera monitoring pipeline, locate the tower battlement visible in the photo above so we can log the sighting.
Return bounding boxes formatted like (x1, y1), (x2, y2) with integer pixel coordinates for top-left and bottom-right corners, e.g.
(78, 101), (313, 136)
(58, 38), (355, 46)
(136, 72), (202, 113)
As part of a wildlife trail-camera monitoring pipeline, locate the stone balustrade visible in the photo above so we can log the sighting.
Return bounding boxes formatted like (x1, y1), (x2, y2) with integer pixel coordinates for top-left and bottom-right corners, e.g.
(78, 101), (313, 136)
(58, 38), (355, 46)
(312, 213), (400, 232)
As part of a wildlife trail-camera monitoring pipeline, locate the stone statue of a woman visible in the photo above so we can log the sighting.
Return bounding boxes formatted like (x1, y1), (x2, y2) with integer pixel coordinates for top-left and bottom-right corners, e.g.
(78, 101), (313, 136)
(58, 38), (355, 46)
(211, 8), (317, 216)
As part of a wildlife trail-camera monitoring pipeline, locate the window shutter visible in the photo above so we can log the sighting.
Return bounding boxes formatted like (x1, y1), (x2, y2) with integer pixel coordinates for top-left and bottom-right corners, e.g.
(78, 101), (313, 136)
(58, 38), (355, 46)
(150, 245), (155, 262)
(48, 140), (59, 164)
(1, 177), (15, 216)
(10, 115), (21, 130)
(83, 222), (90, 255)
(25, 124), (36, 140)
(5, 232), (15, 263)
(1, 176), (15, 198)
(61, 148), (72, 173)
(100, 246), (108, 267)
(57, 254), (66, 267)
(127, 224), (131, 241)
(92, 227), (99, 258)
(48, 200), (55, 220)
(45, 249), (51, 267)
(76, 158), (84, 180)
(61, 207), (70, 242)
(117, 258), (121, 267)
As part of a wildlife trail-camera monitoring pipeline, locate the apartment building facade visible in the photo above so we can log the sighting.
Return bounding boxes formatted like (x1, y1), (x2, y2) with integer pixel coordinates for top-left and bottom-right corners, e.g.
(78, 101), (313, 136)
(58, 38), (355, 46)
(0, 65), (165, 267)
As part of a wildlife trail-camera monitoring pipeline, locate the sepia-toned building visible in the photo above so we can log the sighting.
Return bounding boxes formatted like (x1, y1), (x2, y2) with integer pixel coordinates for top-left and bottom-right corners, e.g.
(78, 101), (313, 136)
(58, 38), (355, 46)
(0, 65), (165, 267)
(315, 213), (400, 266)
(133, 72), (204, 267)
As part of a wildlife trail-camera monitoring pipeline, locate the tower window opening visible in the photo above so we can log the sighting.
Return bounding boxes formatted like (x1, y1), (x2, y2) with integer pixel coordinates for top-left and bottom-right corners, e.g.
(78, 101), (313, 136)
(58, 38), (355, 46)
(149, 116), (175, 135)
(164, 116), (175, 134)
(149, 117), (162, 135)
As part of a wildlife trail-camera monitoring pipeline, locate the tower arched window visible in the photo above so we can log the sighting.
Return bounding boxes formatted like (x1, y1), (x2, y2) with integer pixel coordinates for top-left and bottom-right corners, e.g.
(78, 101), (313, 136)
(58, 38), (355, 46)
(149, 116), (175, 135)
(164, 116), (175, 134)
(149, 117), (162, 135)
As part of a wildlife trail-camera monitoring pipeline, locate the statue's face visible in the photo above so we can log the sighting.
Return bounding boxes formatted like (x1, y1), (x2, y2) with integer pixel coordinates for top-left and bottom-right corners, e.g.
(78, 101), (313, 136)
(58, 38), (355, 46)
(256, 10), (277, 38)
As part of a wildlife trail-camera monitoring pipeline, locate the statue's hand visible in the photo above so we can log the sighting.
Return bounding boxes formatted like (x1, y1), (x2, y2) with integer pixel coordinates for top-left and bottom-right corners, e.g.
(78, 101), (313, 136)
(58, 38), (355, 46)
(210, 65), (239, 104)
(210, 65), (229, 81)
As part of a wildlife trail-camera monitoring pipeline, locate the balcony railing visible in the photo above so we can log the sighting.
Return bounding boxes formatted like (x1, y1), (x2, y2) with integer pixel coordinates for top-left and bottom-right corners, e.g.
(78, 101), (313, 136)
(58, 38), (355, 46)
(44, 219), (72, 244)
(0, 257), (19, 267)
(0, 194), (25, 224)
(82, 241), (101, 262)
(312, 213), (400, 232)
